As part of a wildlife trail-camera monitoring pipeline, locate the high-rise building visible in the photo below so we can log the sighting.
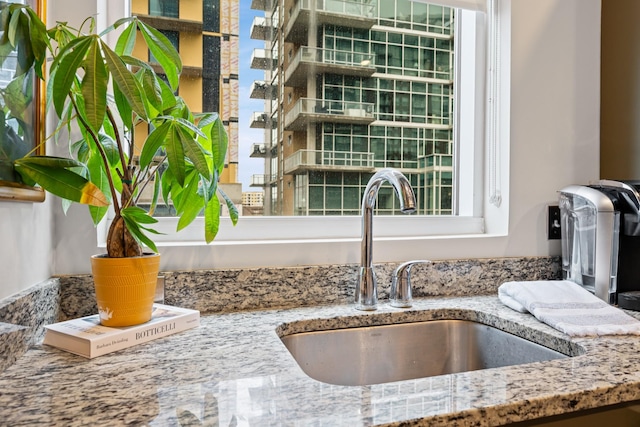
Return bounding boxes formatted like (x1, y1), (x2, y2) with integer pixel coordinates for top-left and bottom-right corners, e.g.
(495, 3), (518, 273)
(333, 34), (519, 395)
(249, 0), (454, 216)
(132, 0), (242, 207)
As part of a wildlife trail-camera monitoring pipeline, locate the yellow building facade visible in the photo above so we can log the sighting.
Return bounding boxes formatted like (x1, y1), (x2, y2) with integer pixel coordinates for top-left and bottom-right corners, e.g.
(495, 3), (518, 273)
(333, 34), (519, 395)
(131, 0), (240, 187)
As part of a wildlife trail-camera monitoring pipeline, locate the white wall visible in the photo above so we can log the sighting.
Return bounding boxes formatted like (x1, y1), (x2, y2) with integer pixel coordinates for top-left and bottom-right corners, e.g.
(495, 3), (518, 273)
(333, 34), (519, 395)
(0, 199), (53, 300)
(0, 0), (122, 300)
(1, 0), (603, 293)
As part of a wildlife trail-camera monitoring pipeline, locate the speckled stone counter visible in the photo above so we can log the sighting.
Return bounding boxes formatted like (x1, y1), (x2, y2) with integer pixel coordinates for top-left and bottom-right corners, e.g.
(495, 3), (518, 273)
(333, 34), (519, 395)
(0, 257), (562, 374)
(58, 256), (562, 318)
(1, 295), (640, 426)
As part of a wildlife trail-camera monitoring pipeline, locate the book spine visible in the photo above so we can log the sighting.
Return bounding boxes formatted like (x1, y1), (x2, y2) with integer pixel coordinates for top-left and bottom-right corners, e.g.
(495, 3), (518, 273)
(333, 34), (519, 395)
(90, 313), (200, 358)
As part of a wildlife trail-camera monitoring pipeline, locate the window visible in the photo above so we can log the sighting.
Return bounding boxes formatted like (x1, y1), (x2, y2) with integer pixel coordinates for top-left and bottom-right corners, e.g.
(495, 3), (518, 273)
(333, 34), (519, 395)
(202, 35), (220, 112)
(149, 0), (178, 18)
(203, 0), (219, 32)
(98, 0), (509, 267)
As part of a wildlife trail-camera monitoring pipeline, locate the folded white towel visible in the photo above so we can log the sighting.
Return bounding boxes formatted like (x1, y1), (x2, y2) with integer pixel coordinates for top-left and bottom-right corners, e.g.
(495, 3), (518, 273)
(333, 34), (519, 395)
(498, 280), (640, 336)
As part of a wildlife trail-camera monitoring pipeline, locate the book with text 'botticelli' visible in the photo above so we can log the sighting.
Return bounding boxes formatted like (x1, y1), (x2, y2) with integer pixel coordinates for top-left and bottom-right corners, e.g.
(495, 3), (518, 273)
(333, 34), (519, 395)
(43, 304), (200, 359)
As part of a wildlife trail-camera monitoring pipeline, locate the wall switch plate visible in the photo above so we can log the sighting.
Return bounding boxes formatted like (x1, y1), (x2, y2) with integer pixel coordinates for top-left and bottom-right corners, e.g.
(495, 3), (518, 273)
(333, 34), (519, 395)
(547, 205), (561, 240)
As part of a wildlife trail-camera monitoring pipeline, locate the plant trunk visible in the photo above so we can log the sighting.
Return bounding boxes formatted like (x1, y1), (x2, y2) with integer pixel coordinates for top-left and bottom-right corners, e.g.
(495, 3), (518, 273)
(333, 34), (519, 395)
(106, 214), (142, 257)
(106, 183), (142, 258)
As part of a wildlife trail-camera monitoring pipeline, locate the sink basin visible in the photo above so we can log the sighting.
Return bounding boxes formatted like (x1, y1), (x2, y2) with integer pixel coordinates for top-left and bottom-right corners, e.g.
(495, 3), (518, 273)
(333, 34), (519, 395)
(280, 319), (569, 386)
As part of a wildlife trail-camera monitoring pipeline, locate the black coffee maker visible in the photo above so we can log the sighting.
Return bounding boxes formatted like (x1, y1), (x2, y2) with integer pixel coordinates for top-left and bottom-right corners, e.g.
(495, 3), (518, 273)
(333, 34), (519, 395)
(559, 180), (640, 310)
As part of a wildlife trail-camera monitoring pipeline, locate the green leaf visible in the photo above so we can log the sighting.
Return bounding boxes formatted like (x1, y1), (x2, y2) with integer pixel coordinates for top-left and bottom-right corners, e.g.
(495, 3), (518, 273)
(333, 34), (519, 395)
(148, 170), (161, 216)
(112, 83), (133, 131)
(101, 109), (117, 141)
(14, 13), (35, 76)
(140, 68), (163, 116)
(99, 133), (121, 166)
(7, 5), (20, 50)
(176, 117), (207, 140)
(14, 157), (109, 206)
(176, 171), (203, 231)
(157, 77), (178, 112)
(86, 150), (110, 224)
(4, 72), (31, 118)
(159, 163), (175, 207)
(81, 38), (108, 133)
(119, 57), (163, 116)
(107, 16), (136, 34)
(15, 155), (86, 168)
(0, 40), (13, 70)
(120, 54), (154, 72)
(122, 206), (159, 225)
(176, 125), (211, 180)
(101, 40), (148, 120)
(218, 187), (239, 226)
(204, 192), (221, 243)
(114, 19), (136, 55)
(165, 123), (186, 186)
(0, 5), (47, 79)
(25, 8), (48, 79)
(51, 36), (93, 118)
(139, 121), (169, 170)
(136, 19), (181, 90)
(121, 207), (160, 253)
(209, 115), (228, 175)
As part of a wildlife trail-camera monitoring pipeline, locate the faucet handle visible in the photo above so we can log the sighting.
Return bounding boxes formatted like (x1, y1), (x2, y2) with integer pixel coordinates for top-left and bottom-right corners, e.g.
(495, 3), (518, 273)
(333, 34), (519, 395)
(390, 260), (431, 308)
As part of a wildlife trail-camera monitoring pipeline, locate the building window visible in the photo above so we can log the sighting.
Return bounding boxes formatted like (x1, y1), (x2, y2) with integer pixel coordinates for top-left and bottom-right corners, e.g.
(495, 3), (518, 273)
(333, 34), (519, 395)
(203, 0), (220, 33)
(149, 0), (179, 18)
(202, 35), (221, 112)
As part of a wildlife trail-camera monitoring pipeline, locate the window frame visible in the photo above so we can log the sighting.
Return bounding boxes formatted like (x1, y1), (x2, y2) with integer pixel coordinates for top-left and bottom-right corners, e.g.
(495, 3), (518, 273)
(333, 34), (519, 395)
(98, 0), (510, 268)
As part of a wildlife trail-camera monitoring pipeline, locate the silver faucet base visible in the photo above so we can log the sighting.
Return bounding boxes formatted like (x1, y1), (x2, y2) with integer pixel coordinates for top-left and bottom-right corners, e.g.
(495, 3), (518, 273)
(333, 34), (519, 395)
(355, 267), (378, 311)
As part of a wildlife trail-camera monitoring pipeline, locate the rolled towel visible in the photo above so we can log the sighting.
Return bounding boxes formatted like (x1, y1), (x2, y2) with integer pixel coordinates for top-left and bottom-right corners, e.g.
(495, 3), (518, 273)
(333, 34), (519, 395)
(498, 280), (640, 336)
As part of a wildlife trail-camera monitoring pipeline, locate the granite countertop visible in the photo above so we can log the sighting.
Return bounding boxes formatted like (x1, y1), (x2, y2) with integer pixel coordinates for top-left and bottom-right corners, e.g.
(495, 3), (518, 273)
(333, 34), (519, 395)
(2, 295), (640, 426)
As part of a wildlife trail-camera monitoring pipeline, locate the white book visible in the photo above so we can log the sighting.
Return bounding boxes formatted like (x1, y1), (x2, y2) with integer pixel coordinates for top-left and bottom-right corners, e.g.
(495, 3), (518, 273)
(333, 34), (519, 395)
(43, 304), (200, 359)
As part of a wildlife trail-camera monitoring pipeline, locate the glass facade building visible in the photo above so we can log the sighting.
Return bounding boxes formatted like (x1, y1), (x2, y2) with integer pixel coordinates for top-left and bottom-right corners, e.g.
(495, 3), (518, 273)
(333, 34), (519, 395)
(250, 0), (455, 216)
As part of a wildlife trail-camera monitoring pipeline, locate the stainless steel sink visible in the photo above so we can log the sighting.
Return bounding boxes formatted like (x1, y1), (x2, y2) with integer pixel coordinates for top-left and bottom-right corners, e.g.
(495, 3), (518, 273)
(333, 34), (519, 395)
(280, 319), (569, 386)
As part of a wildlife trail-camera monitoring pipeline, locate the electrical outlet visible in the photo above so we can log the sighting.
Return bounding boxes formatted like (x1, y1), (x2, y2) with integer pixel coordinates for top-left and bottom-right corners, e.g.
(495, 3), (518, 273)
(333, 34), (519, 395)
(547, 205), (561, 240)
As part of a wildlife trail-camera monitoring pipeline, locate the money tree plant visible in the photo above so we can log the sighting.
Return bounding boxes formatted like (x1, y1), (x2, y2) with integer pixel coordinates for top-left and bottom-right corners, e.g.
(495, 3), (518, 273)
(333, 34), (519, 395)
(1, 3), (238, 257)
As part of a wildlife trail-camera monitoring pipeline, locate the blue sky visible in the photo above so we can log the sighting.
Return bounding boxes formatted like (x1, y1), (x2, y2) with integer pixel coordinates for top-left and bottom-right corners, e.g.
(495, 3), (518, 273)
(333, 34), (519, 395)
(237, 0), (267, 192)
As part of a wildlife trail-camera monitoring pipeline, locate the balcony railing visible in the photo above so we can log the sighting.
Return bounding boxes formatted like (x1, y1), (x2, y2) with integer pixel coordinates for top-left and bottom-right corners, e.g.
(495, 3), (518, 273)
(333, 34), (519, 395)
(284, 98), (375, 131)
(250, 143), (267, 158)
(285, 0), (377, 44)
(251, 0), (272, 11)
(285, 47), (375, 87)
(250, 112), (276, 129)
(419, 153), (454, 170)
(250, 48), (277, 70)
(250, 174), (277, 187)
(250, 16), (276, 41)
(250, 80), (277, 99)
(284, 149), (375, 174)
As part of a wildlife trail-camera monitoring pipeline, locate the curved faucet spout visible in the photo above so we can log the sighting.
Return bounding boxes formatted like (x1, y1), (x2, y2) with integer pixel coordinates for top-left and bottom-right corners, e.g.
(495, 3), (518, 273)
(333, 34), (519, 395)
(355, 168), (416, 311)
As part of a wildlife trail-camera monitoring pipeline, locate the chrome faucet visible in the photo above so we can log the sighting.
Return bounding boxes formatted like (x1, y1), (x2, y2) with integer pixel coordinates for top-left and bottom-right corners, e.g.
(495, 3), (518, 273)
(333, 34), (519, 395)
(390, 260), (431, 308)
(355, 168), (416, 310)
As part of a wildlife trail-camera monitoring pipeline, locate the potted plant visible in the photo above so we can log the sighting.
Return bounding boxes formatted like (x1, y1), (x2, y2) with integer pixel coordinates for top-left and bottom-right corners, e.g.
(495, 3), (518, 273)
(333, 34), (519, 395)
(1, 3), (238, 326)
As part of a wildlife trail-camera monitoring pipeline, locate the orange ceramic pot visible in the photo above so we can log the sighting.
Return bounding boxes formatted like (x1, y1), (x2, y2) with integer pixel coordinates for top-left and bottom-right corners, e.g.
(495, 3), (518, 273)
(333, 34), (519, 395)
(91, 253), (160, 327)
